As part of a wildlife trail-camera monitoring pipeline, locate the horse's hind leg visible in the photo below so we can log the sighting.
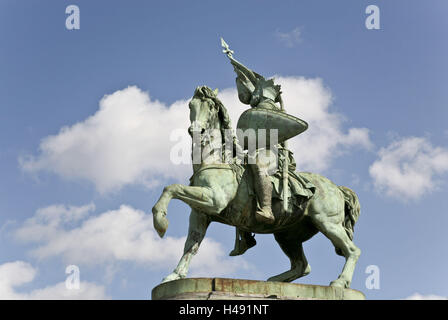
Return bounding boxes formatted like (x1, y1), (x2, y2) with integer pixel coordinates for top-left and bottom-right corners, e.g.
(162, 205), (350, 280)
(162, 210), (210, 283)
(267, 231), (311, 282)
(312, 217), (361, 288)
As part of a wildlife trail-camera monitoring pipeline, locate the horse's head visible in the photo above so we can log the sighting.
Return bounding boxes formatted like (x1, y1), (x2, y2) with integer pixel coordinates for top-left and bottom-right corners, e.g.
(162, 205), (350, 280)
(188, 86), (221, 138)
(188, 86), (236, 164)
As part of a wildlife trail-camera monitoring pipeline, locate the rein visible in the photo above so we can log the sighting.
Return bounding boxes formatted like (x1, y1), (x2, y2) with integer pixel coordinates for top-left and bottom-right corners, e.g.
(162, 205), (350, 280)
(189, 163), (234, 185)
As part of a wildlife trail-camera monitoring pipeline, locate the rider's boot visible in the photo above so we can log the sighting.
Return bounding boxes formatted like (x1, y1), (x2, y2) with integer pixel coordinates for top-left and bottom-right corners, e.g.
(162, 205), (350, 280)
(229, 229), (257, 256)
(251, 164), (275, 224)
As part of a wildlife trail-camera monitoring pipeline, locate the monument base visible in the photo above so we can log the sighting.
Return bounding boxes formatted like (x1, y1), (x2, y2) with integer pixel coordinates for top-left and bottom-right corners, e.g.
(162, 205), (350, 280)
(151, 278), (365, 300)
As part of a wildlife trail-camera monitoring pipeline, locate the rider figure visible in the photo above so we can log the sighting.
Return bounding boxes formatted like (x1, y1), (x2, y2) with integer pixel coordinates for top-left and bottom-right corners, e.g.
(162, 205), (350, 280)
(227, 51), (283, 224)
(221, 39), (310, 256)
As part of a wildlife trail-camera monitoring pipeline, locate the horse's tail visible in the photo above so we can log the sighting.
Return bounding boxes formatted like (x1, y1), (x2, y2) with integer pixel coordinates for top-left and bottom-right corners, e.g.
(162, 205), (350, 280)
(335, 186), (361, 256)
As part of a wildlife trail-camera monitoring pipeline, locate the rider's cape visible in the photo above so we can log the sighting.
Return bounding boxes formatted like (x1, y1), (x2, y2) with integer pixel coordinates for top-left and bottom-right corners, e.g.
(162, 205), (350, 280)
(226, 148), (316, 211)
(271, 147), (315, 205)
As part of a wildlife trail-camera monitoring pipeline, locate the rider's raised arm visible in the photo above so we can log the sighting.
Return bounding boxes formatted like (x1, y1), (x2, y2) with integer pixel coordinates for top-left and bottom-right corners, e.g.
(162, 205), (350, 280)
(228, 56), (259, 85)
(221, 39), (259, 85)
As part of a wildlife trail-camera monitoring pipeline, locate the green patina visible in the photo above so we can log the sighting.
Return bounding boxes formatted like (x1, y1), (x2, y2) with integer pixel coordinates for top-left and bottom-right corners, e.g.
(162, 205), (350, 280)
(151, 39), (362, 292)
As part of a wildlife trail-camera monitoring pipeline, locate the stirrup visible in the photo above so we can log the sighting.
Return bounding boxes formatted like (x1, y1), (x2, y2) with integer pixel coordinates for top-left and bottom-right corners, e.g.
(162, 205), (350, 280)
(255, 206), (275, 224)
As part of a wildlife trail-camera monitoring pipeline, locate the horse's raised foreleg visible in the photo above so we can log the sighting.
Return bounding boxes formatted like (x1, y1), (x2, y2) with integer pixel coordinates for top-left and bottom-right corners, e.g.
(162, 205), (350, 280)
(162, 210), (210, 283)
(152, 184), (226, 237)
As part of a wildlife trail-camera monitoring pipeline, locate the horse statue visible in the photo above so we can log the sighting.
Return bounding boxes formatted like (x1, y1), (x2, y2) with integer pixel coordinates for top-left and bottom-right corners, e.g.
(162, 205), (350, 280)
(152, 85), (362, 289)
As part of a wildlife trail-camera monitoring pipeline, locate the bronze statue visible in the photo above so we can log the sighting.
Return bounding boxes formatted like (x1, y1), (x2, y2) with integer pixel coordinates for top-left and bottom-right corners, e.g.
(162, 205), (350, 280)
(151, 40), (362, 289)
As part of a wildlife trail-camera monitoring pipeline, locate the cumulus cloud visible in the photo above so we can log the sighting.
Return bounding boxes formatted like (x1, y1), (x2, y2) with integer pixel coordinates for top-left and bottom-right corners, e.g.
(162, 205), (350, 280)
(0, 261), (108, 300)
(20, 77), (371, 193)
(369, 137), (448, 200)
(14, 203), (95, 243)
(220, 76), (373, 173)
(405, 293), (447, 300)
(20, 86), (192, 193)
(274, 76), (373, 171)
(13, 204), (250, 278)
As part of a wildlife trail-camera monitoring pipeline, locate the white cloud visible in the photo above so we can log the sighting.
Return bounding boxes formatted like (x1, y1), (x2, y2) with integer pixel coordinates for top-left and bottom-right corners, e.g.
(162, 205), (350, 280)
(220, 76), (373, 173)
(20, 86), (192, 193)
(275, 27), (302, 47)
(14, 204), (250, 278)
(0, 261), (108, 300)
(277, 76), (373, 171)
(14, 203), (95, 243)
(369, 137), (448, 200)
(20, 78), (371, 193)
(405, 293), (447, 300)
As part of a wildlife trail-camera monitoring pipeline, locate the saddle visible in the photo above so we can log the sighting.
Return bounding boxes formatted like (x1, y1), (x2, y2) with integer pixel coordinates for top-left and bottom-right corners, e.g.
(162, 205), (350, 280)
(227, 147), (316, 225)
(226, 148), (316, 256)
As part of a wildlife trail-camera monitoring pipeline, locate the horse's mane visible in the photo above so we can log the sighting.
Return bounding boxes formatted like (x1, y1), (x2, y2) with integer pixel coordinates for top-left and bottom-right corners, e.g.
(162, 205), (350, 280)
(193, 85), (233, 134)
(193, 86), (240, 161)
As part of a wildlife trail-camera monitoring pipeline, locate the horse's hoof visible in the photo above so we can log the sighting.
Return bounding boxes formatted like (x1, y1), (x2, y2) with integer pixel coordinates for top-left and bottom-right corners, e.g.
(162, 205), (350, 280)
(267, 263), (311, 283)
(267, 275), (282, 282)
(330, 279), (349, 288)
(303, 264), (311, 276)
(152, 207), (169, 238)
(161, 272), (182, 283)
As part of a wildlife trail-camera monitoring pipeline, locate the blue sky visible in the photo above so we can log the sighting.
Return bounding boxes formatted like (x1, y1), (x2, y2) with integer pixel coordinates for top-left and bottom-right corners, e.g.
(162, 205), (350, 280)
(1, 0), (447, 299)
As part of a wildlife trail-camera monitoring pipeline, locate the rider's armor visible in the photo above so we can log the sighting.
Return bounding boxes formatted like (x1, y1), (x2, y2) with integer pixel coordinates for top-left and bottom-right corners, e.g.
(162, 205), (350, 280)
(229, 56), (307, 224)
(222, 40), (310, 255)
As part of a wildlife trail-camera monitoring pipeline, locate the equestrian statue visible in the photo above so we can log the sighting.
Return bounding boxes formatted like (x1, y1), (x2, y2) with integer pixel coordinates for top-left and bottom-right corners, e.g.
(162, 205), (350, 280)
(151, 39), (361, 288)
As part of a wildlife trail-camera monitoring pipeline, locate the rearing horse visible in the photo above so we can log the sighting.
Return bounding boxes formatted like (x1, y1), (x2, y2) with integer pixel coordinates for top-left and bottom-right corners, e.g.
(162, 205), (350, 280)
(152, 86), (361, 288)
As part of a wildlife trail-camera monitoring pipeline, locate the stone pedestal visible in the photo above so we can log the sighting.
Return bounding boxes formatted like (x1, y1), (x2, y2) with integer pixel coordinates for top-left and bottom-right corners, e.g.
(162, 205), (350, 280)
(151, 278), (365, 300)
